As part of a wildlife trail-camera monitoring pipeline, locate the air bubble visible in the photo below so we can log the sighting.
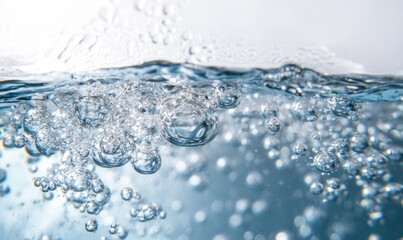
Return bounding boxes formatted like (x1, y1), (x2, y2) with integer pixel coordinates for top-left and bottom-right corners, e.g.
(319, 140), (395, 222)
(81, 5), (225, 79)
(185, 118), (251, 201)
(85, 218), (98, 232)
(293, 142), (308, 156)
(12, 134), (26, 148)
(65, 167), (91, 191)
(292, 100), (318, 122)
(120, 187), (134, 201)
(350, 133), (368, 153)
(215, 84), (242, 109)
(162, 96), (218, 147)
(310, 182), (324, 195)
(23, 108), (47, 135)
(131, 147), (161, 174)
(313, 151), (339, 173)
(92, 133), (132, 168)
(35, 129), (61, 156)
(265, 117), (281, 135)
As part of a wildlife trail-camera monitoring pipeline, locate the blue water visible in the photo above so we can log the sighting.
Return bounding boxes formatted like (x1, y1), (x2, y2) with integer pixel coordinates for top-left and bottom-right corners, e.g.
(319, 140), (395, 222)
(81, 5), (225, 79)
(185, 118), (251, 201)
(0, 62), (402, 240)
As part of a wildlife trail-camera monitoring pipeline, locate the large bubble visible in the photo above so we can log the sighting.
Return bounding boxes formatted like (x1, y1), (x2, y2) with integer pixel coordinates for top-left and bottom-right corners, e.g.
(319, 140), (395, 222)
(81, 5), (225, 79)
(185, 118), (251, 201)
(131, 147), (161, 174)
(162, 96), (218, 147)
(91, 132), (133, 168)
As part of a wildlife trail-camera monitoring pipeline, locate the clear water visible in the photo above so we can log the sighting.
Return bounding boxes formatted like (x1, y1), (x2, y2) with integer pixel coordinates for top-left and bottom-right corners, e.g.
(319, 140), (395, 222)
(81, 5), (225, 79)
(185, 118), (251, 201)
(0, 62), (402, 240)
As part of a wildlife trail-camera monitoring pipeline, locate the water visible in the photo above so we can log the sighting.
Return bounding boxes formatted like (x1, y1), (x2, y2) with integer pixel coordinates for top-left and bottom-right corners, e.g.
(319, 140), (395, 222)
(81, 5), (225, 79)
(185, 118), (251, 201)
(0, 62), (402, 239)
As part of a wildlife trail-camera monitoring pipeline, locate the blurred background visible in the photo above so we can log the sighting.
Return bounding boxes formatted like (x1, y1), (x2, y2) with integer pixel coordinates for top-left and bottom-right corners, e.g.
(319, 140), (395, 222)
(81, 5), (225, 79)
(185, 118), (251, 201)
(1, 0), (403, 74)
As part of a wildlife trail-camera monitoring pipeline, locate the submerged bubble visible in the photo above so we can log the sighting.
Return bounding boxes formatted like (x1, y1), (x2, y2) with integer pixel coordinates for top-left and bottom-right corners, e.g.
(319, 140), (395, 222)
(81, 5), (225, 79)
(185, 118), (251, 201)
(328, 138), (350, 155)
(109, 222), (118, 234)
(92, 133), (132, 168)
(117, 226), (128, 239)
(350, 133), (368, 153)
(120, 187), (134, 201)
(134, 202), (161, 222)
(65, 167), (92, 191)
(328, 97), (360, 119)
(2, 135), (14, 148)
(12, 134), (26, 148)
(74, 94), (110, 127)
(292, 100), (318, 122)
(265, 117), (281, 135)
(310, 182), (324, 195)
(215, 84), (242, 109)
(326, 178), (340, 189)
(35, 129), (61, 156)
(131, 147), (161, 174)
(293, 142), (308, 156)
(313, 151), (339, 173)
(85, 219), (98, 232)
(23, 108), (47, 135)
(162, 96), (218, 147)
(91, 178), (104, 193)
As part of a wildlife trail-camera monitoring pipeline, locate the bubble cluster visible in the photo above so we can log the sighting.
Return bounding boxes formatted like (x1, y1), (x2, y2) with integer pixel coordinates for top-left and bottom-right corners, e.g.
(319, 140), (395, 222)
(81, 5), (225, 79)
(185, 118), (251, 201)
(130, 202), (164, 222)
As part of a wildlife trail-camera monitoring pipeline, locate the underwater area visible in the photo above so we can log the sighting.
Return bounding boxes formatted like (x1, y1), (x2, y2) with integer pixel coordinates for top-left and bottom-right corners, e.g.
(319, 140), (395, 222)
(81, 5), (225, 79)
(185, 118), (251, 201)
(0, 0), (402, 240)
(0, 62), (402, 240)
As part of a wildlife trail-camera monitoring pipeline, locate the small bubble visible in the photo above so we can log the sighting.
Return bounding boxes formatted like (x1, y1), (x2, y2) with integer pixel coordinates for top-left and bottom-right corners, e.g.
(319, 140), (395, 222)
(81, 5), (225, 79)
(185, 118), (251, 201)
(343, 161), (361, 176)
(86, 202), (100, 214)
(13, 134), (26, 148)
(310, 181), (324, 195)
(91, 178), (104, 193)
(3, 135), (14, 148)
(215, 84), (242, 109)
(328, 138), (350, 155)
(265, 117), (281, 135)
(117, 226), (128, 239)
(384, 146), (402, 162)
(313, 151), (339, 173)
(293, 142), (308, 156)
(159, 210), (167, 219)
(326, 178), (340, 189)
(292, 100), (318, 122)
(350, 133), (368, 153)
(261, 104), (277, 118)
(120, 187), (134, 201)
(85, 218), (98, 232)
(109, 223), (118, 234)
